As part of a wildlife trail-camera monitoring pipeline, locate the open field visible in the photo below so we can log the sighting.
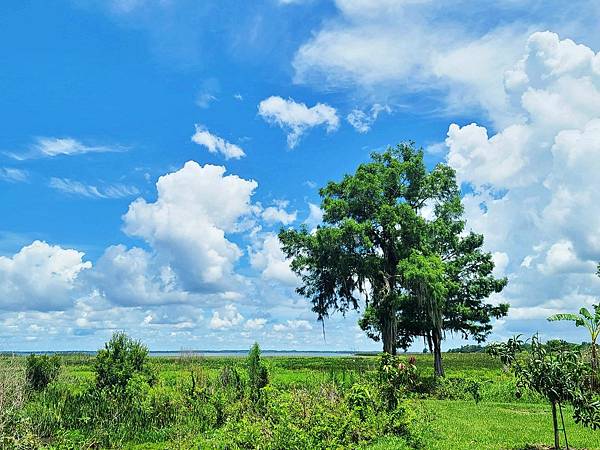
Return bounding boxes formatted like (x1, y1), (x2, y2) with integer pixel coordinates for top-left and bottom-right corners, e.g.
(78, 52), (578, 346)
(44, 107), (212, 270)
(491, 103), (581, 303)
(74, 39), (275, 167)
(1, 352), (599, 449)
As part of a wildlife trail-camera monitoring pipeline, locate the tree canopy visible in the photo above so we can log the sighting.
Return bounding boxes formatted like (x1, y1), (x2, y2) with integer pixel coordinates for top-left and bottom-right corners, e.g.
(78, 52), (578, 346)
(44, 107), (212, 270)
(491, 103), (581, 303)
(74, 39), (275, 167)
(279, 143), (508, 376)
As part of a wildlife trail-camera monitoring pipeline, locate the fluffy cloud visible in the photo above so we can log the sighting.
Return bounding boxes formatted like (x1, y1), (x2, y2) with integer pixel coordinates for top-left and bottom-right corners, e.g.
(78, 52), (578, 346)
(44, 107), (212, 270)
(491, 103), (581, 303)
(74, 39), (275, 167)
(49, 178), (139, 199)
(244, 318), (267, 330)
(304, 202), (323, 230)
(446, 123), (531, 189)
(443, 31), (600, 336)
(291, 1), (597, 125)
(346, 104), (391, 133)
(249, 232), (298, 286)
(258, 96), (339, 148)
(191, 125), (246, 160)
(92, 245), (191, 306)
(0, 241), (91, 311)
(123, 161), (258, 292)
(261, 201), (297, 225)
(273, 319), (313, 332)
(209, 304), (244, 329)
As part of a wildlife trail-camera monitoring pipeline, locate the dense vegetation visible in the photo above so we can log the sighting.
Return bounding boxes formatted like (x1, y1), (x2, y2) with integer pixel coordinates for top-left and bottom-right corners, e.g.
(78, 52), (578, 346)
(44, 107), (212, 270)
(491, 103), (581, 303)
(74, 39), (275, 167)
(1, 336), (599, 449)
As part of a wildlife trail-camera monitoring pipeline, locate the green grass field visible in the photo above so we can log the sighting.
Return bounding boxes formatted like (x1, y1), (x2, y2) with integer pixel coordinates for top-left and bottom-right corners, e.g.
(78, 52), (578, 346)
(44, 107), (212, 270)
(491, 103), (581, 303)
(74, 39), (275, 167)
(1, 352), (599, 449)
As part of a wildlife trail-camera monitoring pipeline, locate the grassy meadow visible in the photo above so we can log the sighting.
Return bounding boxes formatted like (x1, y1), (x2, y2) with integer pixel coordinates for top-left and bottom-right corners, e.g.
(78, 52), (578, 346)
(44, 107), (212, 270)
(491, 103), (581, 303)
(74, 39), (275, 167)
(1, 351), (599, 449)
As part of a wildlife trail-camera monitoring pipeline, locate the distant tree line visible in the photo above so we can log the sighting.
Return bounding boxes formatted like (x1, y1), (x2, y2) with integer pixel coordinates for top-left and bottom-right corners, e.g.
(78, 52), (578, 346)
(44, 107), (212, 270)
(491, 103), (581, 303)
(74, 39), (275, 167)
(448, 341), (593, 354)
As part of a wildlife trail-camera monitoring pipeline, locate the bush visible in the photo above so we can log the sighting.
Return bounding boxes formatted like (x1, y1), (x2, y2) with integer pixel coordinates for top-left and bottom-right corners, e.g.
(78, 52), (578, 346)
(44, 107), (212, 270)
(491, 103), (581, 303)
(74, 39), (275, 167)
(218, 364), (243, 391)
(447, 344), (486, 353)
(489, 334), (600, 448)
(247, 343), (268, 402)
(94, 332), (155, 394)
(25, 354), (61, 391)
(346, 382), (375, 420)
(378, 353), (418, 409)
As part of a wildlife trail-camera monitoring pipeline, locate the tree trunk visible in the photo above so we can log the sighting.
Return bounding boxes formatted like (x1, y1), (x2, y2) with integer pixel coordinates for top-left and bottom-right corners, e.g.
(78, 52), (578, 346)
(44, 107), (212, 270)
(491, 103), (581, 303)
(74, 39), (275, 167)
(551, 401), (560, 449)
(592, 342), (598, 391)
(426, 332), (433, 353)
(382, 313), (397, 355)
(432, 330), (445, 377)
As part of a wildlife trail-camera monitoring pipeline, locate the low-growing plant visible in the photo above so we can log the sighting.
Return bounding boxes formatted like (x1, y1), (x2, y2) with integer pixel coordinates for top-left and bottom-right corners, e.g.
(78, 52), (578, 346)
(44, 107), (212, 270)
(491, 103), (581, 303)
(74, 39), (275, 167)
(346, 382), (375, 420)
(25, 353), (61, 391)
(0, 357), (29, 445)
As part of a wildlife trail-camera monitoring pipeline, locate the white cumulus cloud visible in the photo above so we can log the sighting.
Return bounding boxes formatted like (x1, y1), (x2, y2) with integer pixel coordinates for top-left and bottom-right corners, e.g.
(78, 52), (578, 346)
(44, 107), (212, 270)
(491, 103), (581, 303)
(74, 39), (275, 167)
(444, 31), (600, 335)
(191, 125), (245, 160)
(210, 304), (244, 329)
(123, 161), (258, 292)
(261, 200), (297, 225)
(0, 241), (92, 311)
(249, 232), (298, 286)
(244, 318), (267, 330)
(258, 96), (339, 148)
(92, 245), (191, 306)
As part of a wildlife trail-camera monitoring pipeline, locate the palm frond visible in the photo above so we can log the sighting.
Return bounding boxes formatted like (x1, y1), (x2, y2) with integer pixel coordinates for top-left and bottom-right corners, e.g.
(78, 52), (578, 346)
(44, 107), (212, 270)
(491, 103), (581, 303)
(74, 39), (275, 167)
(547, 313), (579, 322)
(580, 307), (593, 321)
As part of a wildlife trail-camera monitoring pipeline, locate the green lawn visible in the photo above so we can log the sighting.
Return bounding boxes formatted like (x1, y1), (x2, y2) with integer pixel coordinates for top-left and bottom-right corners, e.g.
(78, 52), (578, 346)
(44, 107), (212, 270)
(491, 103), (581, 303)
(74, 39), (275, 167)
(417, 400), (600, 450)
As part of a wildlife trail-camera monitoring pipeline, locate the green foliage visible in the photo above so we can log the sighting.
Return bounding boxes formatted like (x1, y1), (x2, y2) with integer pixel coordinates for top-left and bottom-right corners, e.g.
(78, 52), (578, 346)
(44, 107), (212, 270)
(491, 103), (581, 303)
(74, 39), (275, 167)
(447, 344), (486, 353)
(426, 377), (486, 404)
(548, 303), (600, 390)
(5, 351), (600, 449)
(247, 342), (269, 403)
(489, 334), (600, 449)
(279, 143), (507, 377)
(25, 354), (61, 391)
(94, 332), (155, 394)
(378, 353), (418, 409)
(487, 334), (524, 368)
(202, 383), (418, 449)
(218, 363), (243, 391)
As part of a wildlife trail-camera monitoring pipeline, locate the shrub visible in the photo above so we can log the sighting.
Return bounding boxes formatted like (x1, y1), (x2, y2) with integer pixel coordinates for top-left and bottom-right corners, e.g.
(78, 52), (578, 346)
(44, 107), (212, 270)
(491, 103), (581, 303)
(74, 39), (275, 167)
(489, 334), (600, 449)
(218, 364), (243, 392)
(25, 354), (61, 391)
(425, 376), (485, 403)
(346, 382), (375, 420)
(94, 332), (155, 394)
(377, 353), (418, 409)
(247, 343), (268, 402)
(447, 344), (486, 353)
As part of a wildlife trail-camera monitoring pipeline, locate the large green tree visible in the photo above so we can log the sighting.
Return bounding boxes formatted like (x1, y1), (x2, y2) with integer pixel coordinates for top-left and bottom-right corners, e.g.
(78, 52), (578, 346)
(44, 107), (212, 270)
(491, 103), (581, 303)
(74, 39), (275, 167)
(279, 144), (508, 376)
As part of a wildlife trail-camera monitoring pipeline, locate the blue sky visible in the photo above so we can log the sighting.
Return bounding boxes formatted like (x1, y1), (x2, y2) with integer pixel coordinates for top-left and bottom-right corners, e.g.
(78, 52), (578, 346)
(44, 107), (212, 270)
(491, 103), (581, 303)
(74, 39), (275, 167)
(2, 0), (600, 351)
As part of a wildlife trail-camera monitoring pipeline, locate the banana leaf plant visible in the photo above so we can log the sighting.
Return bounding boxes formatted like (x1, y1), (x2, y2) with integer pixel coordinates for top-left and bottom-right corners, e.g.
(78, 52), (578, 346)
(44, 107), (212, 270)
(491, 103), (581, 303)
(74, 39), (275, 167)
(548, 304), (599, 389)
